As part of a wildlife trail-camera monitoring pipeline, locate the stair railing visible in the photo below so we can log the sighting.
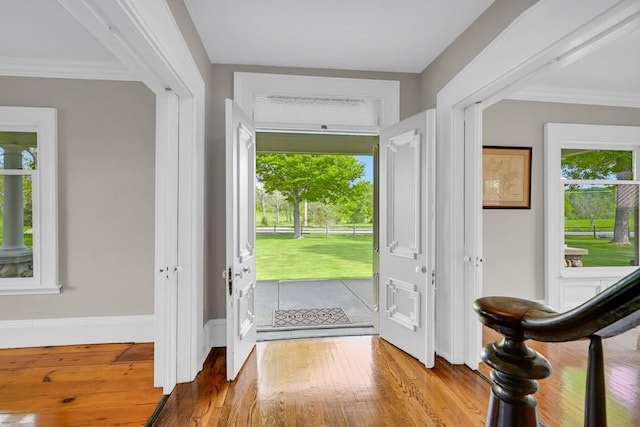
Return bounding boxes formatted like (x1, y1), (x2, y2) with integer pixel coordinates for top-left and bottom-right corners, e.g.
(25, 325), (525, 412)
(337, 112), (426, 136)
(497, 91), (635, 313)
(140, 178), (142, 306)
(474, 268), (640, 427)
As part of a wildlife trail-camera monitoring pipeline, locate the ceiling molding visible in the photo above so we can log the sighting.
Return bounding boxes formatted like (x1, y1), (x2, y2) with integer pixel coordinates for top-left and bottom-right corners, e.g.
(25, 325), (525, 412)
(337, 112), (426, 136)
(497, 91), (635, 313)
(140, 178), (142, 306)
(0, 57), (136, 81)
(507, 85), (640, 109)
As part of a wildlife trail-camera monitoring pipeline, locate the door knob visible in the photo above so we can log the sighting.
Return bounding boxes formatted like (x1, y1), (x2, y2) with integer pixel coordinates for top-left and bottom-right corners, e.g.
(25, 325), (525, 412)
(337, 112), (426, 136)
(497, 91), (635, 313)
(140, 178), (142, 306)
(235, 266), (251, 278)
(416, 266), (427, 273)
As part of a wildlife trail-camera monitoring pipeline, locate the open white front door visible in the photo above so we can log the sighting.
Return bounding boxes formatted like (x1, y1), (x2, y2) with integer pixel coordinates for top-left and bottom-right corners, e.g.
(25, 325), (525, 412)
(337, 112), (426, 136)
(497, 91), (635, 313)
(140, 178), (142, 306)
(379, 109), (435, 367)
(225, 99), (257, 381)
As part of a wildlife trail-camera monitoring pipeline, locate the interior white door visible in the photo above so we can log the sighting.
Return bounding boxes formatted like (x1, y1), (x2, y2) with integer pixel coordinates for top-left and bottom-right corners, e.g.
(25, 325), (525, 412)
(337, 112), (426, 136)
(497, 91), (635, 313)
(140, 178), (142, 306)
(463, 103), (484, 369)
(154, 90), (180, 393)
(225, 99), (257, 381)
(379, 109), (435, 367)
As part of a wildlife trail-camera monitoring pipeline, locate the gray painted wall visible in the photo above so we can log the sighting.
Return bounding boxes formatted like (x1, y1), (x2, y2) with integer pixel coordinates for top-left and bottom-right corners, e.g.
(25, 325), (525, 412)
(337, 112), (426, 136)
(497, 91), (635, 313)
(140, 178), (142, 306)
(0, 77), (156, 320)
(483, 100), (640, 300)
(207, 64), (421, 319)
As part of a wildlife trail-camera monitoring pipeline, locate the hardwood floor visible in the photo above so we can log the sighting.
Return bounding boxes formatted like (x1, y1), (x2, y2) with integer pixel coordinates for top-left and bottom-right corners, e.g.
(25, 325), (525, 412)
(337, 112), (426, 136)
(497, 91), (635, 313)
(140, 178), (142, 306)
(153, 336), (491, 426)
(1, 329), (638, 426)
(0, 342), (163, 426)
(481, 327), (640, 427)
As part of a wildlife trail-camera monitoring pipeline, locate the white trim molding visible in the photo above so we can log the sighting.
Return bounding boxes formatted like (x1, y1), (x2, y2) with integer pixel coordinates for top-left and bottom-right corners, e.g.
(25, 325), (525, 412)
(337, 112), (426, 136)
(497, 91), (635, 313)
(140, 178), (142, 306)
(508, 86), (640, 109)
(0, 314), (154, 349)
(204, 318), (227, 350)
(0, 57), (136, 81)
(59, 0), (207, 392)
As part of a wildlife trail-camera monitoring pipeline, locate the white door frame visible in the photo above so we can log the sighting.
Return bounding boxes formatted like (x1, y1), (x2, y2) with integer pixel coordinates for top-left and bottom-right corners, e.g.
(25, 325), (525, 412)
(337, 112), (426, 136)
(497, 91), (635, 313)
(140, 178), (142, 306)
(234, 73), (400, 338)
(436, 0), (640, 366)
(59, 0), (207, 392)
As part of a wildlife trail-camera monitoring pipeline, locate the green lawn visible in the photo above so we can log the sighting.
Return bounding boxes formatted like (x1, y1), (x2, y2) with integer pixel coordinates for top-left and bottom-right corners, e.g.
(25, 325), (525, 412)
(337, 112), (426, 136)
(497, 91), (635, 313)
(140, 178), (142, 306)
(565, 235), (636, 266)
(256, 233), (372, 280)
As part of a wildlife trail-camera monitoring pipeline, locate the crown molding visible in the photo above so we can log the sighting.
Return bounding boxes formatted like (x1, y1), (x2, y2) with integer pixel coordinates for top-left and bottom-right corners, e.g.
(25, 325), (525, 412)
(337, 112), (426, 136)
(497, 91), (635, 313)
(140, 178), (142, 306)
(507, 85), (640, 109)
(0, 56), (137, 81)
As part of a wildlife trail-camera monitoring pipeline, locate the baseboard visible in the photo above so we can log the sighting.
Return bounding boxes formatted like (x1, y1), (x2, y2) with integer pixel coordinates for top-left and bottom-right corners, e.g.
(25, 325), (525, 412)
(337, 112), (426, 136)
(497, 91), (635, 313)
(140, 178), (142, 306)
(0, 314), (154, 349)
(204, 318), (226, 349)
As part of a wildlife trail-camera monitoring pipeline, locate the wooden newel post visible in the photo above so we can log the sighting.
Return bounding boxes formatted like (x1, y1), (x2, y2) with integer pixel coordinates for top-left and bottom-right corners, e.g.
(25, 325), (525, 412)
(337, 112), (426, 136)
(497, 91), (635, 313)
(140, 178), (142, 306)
(474, 297), (553, 427)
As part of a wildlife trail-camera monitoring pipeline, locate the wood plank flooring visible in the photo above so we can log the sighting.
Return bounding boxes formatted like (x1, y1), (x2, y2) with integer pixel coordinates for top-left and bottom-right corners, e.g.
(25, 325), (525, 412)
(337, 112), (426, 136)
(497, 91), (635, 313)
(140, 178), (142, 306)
(481, 327), (640, 427)
(1, 329), (638, 426)
(153, 336), (491, 426)
(0, 342), (163, 426)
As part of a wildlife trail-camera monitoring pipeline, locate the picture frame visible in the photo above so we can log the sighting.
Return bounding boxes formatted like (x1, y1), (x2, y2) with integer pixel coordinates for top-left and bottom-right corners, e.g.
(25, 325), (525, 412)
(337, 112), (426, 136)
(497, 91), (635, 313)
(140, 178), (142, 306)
(482, 146), (532, 209)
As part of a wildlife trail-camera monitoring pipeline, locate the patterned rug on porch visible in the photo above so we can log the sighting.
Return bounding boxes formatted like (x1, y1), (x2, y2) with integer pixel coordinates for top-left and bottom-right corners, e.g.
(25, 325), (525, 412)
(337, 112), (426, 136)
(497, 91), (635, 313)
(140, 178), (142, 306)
(273, 307), (352, 327)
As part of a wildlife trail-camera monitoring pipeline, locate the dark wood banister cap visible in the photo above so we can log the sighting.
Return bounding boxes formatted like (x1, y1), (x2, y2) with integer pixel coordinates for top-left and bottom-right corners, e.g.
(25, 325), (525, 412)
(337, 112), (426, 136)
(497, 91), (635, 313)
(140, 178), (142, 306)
(474, 268), (640, 343)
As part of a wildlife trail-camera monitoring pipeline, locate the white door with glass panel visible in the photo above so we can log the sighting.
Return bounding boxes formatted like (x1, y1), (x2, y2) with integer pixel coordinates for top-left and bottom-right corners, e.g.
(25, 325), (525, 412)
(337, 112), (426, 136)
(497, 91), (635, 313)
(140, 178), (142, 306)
(379, 109), (435, 367)
(225, 99), (257, 381)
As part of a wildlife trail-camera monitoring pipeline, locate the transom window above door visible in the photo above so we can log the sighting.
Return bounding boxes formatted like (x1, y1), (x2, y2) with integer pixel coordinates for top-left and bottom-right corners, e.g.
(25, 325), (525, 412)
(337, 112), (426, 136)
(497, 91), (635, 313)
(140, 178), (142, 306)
(233, 72), (399, 133)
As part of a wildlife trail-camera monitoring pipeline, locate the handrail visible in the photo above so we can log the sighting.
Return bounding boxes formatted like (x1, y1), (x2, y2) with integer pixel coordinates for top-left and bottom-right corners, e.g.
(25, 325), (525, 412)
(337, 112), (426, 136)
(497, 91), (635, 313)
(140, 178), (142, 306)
(474, 268), (640, 427)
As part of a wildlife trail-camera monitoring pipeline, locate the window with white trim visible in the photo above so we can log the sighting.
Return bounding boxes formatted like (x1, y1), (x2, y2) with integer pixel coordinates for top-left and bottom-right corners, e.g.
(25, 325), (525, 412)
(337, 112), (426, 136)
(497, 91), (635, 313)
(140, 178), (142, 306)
(0, 107), (58, 295)
(561, 148), (639, 267)
(545, 123), (640, 310)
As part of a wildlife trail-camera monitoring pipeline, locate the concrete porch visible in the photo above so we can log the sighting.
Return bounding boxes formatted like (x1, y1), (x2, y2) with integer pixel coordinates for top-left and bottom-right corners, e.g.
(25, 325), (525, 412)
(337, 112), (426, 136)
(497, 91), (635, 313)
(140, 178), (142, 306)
(255, 278), (376, 341)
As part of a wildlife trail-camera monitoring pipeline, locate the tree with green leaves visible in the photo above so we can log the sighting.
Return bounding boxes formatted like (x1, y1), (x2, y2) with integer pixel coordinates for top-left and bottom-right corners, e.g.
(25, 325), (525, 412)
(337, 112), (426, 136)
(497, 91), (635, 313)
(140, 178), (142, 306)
(338, 180), (373, 224)
(562, 150), (634, 244)
(256, 154), (364, 238)
(565, 187), (615, 227)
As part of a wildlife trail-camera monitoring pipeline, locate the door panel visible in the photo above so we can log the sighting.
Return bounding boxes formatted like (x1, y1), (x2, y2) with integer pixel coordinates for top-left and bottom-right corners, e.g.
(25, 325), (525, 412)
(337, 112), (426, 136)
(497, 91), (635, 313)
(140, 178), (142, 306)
(379, 110), (435, 367)
(463, 103), (483, 369)
(225, 99), (257, 381)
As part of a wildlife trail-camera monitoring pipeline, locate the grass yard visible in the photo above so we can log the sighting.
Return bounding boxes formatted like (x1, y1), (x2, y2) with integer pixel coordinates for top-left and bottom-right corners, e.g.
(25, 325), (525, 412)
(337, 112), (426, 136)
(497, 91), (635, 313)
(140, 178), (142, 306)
(256, 233), (372, 280)
(565, 235), (637, 267)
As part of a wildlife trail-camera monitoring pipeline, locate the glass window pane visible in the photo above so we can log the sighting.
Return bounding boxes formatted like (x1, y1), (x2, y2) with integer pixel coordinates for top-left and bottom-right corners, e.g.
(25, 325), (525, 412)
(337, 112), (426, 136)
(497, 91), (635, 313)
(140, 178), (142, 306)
(0, 174), (34, 278)
(0, 131), (37, 170)
(564, 183), (639, 267)
(561, 149), (632, 180)
(253, 94), (380, 128)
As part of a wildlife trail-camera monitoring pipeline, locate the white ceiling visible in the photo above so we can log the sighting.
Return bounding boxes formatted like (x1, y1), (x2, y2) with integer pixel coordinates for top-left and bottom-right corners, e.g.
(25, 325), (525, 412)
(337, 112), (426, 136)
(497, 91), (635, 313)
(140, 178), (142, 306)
(534, 28), (640, 93)
(0, 0), (115, 62)
(508, 26), (640, 107)
(0, 0), (637, 108)
(183, 0), (494, 73)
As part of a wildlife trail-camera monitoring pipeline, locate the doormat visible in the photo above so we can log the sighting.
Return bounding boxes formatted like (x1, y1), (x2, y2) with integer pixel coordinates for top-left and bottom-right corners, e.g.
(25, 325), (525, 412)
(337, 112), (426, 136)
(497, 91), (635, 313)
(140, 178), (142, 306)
(273, 307), (352, 327)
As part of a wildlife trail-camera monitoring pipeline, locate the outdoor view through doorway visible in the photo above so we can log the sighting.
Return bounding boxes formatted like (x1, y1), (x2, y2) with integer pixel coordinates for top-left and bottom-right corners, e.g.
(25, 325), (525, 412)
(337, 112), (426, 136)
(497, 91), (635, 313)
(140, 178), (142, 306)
(254, 144), (376, 341)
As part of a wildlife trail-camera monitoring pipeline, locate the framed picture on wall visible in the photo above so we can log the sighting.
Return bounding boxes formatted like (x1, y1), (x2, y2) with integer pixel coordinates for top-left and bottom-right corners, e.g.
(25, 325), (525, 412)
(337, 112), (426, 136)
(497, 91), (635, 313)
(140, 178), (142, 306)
(482, 146), (532, 209)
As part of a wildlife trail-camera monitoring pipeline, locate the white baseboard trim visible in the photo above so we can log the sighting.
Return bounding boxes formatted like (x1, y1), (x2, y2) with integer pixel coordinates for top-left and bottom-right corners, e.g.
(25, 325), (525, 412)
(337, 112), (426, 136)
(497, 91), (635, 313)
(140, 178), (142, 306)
(204, 318), (226, 349)
(0, 314), (154, 349)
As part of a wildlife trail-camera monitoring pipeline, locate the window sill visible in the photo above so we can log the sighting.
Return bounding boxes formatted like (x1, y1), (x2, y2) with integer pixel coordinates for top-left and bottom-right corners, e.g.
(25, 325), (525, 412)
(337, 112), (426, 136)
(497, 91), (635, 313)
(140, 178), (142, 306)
(0, 285), (61, 296)
(561, 266), (639, 279)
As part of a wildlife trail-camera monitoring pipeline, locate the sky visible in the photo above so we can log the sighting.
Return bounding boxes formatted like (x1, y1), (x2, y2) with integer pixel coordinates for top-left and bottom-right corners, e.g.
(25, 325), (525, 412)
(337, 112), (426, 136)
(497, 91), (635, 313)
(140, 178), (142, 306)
(355, 155), (373, 182)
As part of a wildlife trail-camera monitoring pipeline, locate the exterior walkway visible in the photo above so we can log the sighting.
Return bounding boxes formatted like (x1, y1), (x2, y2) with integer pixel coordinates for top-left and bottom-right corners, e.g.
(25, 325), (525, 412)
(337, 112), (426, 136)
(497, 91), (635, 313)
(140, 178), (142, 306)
(255, 278), (376, 341)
